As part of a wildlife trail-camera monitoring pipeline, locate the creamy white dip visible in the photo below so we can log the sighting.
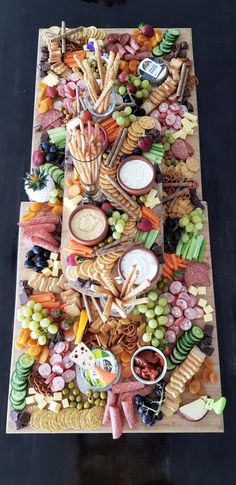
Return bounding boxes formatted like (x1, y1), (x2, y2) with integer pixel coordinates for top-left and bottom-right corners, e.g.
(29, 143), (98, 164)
(121, 248), (158, 284)
(119, 159), (153, 189)
(71, 208), (106, 241)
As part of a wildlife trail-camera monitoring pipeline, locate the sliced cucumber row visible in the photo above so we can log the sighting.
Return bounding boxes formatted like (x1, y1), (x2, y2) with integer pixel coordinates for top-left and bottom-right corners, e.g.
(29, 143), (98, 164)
(167, 325), (204, 370)
(9, 353), (34, 411)
(40, 162), (64, 189)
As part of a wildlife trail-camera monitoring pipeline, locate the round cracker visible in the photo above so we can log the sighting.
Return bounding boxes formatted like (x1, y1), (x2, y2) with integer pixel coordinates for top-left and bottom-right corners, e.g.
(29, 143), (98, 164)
(186, 157), (200, 173)
(66, 265), (78, 281)
(180, 164), (195, 179)
(139, 116), (156, 130)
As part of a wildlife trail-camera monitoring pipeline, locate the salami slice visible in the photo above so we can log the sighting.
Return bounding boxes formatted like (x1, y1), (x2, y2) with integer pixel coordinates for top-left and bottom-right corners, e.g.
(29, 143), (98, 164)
(102, 390), (117, 425)
(62, 369), (76, 383)
(120, 33), (130, 46)
(62, 355), (74, 369)
(184, 307), (199, 320)
(161, 292), (176, 305)
(52, 362), (65, 375)
(109, 405), (123, 439)
(170, 281), (183, 295)
(19, 215), (60, 227)
(54, 341), (66, 354)
(166, 315), (175, 326)
(166, 113), (176, 126)
(50, 354), (62, 366)
(165, 330), (176, 343)
(171, 139), (189, 160)
(184, 262), (210, 287)
(112, 380), (144, 394)
(38, 363), (51, 379)
(50, 376), (65, 392)
(117, 386), (153, 407)
(171, 306), (183, 318)
(121, 399), (136, 429)
(176, 298), (188, 311)
(180, 318), (192, 331)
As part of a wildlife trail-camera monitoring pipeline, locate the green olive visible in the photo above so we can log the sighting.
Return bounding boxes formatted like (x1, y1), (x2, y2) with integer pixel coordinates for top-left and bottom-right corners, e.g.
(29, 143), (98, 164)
(70, 401), (77, 408)
(93, 392), (100, 399)
(69, 394), (76, 402)
(99, 399), (106, 407)
(77, 403), (83, 410)
(83, 401), (90, 409)
(100, 391), (107, 400)
(68, 382), (75, 389)
(62, 388), (69, 396)
(72, 388), (79, 396)
(76, 395), (82, 403)
(88, 397), (95, 404)
(86, 390), (92, 398)
(95, 398), (101, 406)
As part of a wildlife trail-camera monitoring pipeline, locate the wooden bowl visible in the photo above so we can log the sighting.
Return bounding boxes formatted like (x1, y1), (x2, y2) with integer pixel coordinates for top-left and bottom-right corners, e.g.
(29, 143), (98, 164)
(68, 204), (108, 247)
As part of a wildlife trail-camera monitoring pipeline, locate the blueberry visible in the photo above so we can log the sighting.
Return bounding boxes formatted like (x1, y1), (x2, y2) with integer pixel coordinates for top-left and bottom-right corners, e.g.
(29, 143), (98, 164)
(32, 245), (44, 255)
(137, 406), (146, 415)
(34, 265), (42, 272)
(50, 145), (57, 153)
(34, 255), (45, 263)
(24, 260), (35, 269)
(137, 108), (146, 116)
(147, 418), (156, 426)
(43, 250), (50, 259)
(134, 395), (144, 406)
(41, 141), (51, 151)
(141, 412), (152, 425)
(133, 147), (142, 156)
(120, 154), (130, 162)
(25, 250), (35, 260)
(46, 153), (56, 161)
(57, 154), (64, 163)
(35, 260), (48, 270)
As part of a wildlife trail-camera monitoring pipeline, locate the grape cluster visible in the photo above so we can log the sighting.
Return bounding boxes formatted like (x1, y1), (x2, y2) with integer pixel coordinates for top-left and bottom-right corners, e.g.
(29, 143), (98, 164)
(112, 106), (137, 127)
(133, 291), (168, 350)
(114, 76), (152, 100)
(48, 187), (64, 206)
(107, 210), (129, 240)
(17, 301), (59, 345)
(179, 208), (205, 241)
(134, 382), (164, 426)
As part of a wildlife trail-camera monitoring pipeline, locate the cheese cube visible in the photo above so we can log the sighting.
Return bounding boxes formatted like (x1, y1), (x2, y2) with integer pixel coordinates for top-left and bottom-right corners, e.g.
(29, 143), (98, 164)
(26, 396), (36, 405)
(37, 399), (47, 410)
(62, 398), (70, 409)
(53, 392), (63, 401)
(198, 298), (207, 308)
(173, 129), (186, 140)
(53, 260), (62, 269)
(203, 313), (213, 322)
(50, 252), (58, 260)
(28, 387), (36, 395)
(188, 285), (198, 296)
(204, 304), (214, 314)
(198, 286), (206, 295)
(64, 303), (80, 317)
(34, 393), (45, 404)
(45, 396), (52, 403)
(182, 118), (195, 131)
(42, 267), (52, 277)
(47, 259), (53, 268)
(48, 401), (61, 413)
(184, 112), (198, 122)
(52, 266), (59, 277)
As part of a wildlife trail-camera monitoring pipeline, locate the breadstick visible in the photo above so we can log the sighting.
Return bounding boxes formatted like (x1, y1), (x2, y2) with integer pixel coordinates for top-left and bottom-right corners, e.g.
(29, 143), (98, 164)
(94, 40), (105, 88)
(124, 269), (139, 297)
(91, 297), (107, 323)
(82, 59), (100, 95)
(90, 285), (113, 297)
(120, 264), (136, 299)
(103, 295), (113, 319)
(124, 297), (149, 306)
(93, 80), (113, 111)
(122, 280), (151, 301)
(111, 301), (127, 319)
(82, 294), (93, 323)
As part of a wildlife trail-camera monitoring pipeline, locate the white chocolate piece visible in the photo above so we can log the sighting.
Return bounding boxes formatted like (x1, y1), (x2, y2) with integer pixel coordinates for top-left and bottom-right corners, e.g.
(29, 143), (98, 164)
(197, 286), (206, 295)
(198, 298), (207, 308)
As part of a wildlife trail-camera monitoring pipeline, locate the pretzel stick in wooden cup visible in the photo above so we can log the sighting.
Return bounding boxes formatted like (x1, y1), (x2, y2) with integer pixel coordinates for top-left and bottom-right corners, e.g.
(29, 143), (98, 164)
(103, 295), (113, 319)
(94, 40), (105, 88)
(105, 127), (127, 166)
(93, 80), (114, 112)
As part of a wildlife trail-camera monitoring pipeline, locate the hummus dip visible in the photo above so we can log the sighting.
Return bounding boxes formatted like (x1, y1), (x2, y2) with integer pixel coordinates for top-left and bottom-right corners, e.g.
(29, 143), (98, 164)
(70, 207), (106, 241)
(119, 159), (154, 190)
(120, 248), (158, 285)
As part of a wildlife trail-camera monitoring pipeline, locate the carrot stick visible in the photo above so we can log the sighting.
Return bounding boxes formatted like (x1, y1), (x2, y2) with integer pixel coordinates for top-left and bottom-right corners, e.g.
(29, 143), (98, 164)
(163, 253), (175, 270)
(162, 264), (173, 277)
(162, 271), (173, 281)
(170, 254), (178, 272)
(68, 240), (94, 253)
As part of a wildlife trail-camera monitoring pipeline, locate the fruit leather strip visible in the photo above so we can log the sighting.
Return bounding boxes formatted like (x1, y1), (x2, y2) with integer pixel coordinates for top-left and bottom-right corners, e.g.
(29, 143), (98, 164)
(102, 389), (117, 425)
(117, 385), (153, 407)
(109, 405), (123, 439)
(23, 235), (59, 253)
(112, 380), (144, 394)
(121, 399), (136, 429)
(19, 216), (60, 227)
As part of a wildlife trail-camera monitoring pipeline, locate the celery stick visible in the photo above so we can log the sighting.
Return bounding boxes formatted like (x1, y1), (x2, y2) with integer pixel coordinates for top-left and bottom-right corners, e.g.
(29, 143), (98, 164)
(182, 238), (191, 259)
(193, 235), (204, 260)
(145, 229), (159, 249)
(175, 239), (183, 256)
(186, 237), (197, 260)
(197, 239), (206, 262)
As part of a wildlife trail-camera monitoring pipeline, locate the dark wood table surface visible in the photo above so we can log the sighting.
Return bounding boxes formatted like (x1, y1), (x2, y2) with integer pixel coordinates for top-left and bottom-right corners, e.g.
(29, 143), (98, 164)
(0, 0), (235, 483)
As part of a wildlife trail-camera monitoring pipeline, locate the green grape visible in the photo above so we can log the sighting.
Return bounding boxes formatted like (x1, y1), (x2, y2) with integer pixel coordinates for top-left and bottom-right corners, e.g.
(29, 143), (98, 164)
(151, 338), (159, 347)
(32, 312), (43, 322)
(135, 90), (143, 99)
(124, 106), (132, 115)
(181, 216), (190, 227)
(114, 79), (120, 86)
(48, 324), (58, 335)
(29, 321), (39, 331)
(34, 303), (42, 312)
(40, 318), (51, 328)
(162, 305), (170, 315)
(154, 329), (164, 339)
(142, 332), (152, 343)
(119, 110), (126, 116)
(191, 215), (201, 224)
(181, 233), (190, 243)
(137, 304), (148, 314)
(21, 319), (30, 329)
(155, 305), (163, 316)
(116, 116), (125, 126)
(23, 307), (33, 318)
(121, 213), (128, 221)
(141, 80), (150, 89)
(38, 335), (47, 346)
(108, 216), (116, 225)
(107, 236), (114, 243)
(112, 111), (119, 120)
(111, 225), (116, 232)
(129, 114), (136, 123)
(139, 195), (147, 203)
(118, 86), (126, 96)
(27, 300), (35, 309)
(195, 222), (203, 230)
(148, 290), (158, 301)
(147, 301), (155, 309)
(133, 78), (141, 87)
(30, 330), (40, 340)
(112, 211), (121, 219)
(42, 308), (49, 317)
(132, 307), (140, 315)
(141, 89), (149, 98)
(124, 117), (131, 127)
(195, 207), (203, 216)
(145, 309), (155, 319)
(115, 223), (124, 234)
(186, 223), (194, 233)
(148, 319), (158, 329)
(163, 142), (170, 151)
(112, 231), (121, 240)
(157, 315), (168, 325)
(50, 188), (59, 198)
(49, 197), (58, 205)
(58, 189), (64, 198)
(146, 325), (155, 334)
(157, 297), (167, 307)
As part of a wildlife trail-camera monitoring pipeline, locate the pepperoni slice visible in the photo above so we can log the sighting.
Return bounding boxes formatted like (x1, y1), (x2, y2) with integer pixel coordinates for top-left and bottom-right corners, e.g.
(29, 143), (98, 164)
(62, 369), (76, 383)
(166, 113), (176, 126)
(165, 330), (176, 343)
(170, 281), (183, 295)
(50, 354), (62, 366)
(159, 102), (169, 113)
(180, 318), (192, 331)
(54, 341), (66, 354)
(171, 306), (183, 318)
(38, 363), (51, 379)
(50, 376), (65, 392)
(52, 362), (65, 375)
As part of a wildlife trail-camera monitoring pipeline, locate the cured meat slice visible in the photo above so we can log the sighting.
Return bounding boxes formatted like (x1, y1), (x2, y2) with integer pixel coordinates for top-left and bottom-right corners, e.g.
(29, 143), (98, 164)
(165, 330), (176, 343)
(119, 33), (130, 46)
(184, 262), (210, 287)
(50, 376), (65, 392)
(171, 139), (189, 160)
(62, 369), (75, 383)
(109, 405), (123, 439)
(185, 141), (194, 156)
(19, 215), (60, 227)
(37, 109), (63, 130)
(52, 362), (65, 375)
(102, 389), (117, 425)
(21, 223), (56, 233)
(23, 227), (58, 245)
(117, 386), (153, 407)
(23, 235), (60, 253)
(112, 380), (144, 394)
(162, 292), (176, 305)
(171, 306), (183, 318)
(121, 399), (136, 429)
(38, 363), (51, 379)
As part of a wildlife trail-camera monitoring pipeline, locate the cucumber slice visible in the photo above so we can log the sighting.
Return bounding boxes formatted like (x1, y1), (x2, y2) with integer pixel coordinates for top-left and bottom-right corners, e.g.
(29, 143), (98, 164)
(189, 326), (204, 341)
(167, 358), (176, 371)
(180, 335), (194, 350)
(10, 399), (26, 411)
(11, 381), (28, 392)
(172, 347), (186, 362)
(176, 340), (189, 355)
(152, 46), (163, 57)
(11, 388), (27, 402)
(15, 365), (31, 377)
(169, 353), (182, 365)
(18, 354), (34, 369)
(11, 371), (27, 385)
(167, 28), (180, 38)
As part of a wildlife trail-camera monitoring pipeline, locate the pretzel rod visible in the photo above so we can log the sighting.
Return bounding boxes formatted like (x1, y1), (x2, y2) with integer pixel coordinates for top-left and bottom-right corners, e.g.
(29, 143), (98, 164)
(176, 62), (187, 98)
(115, 298), (125, 310)
(105, 128), (127, 166)
(73, 55), (85, 74)
(105, 174), (139, 209)
(178, 68), (189, 102)
(104, 51), (115, 86)
(111, 301), (127, 319)
(51, 25), (84, 41)
(95, 234), (136, 254)
(91, 297), (107, 323)
(61, 21), (66, 54)
(122, 279), (151, 301)
(108, 127), (129, 167)
(82, 294), (93, 323)
(93, 79), (113, 111)
(120, 264), (136, 299)
(125, 269), (139, 297)
(90, 285), (114, 297)
(100, 188), (135, 218)
(102, 53), (121, 112)
(124, 297), (150, 306)
(75, 85), (81, 114)
(82, 59), (100, 95)
(94, 40), (105, 88)
(103, 295), (113, 319)
(72, 66), (84, 82)
(75, 131), (91, 183)
(162, 188), (189, 202)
